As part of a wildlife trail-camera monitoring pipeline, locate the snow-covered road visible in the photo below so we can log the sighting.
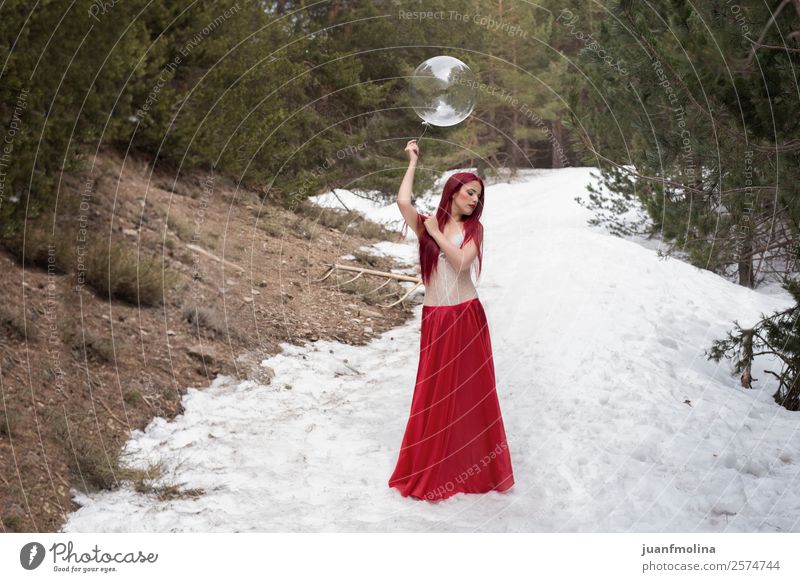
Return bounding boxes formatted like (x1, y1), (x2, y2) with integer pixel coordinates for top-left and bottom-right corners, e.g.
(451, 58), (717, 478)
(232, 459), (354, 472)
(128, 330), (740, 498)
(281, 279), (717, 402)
(63, 168), (800, 532)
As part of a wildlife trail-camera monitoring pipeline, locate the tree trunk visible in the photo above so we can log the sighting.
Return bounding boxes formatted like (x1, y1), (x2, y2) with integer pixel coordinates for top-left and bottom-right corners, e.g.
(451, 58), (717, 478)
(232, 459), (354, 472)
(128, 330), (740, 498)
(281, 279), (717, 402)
(738, 235), (755, 287)
(552, 119), (565, 168)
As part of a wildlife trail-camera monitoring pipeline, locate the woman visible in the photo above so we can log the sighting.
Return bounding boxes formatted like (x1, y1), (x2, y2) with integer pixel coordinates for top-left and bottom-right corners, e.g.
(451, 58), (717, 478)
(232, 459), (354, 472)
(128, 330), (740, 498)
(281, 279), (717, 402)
(388, 139), (515, 501)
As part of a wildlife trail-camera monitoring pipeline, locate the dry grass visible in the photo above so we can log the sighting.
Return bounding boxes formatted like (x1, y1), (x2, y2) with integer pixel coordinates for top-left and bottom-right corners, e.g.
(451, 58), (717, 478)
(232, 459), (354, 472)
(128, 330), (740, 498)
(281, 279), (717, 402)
(2, 224), (75, 274)
(62, 325), (116, 364)
(49, 412), (160, 492)
(132, 481), (205, 501)
(290, 216), (315, 240)
(295, 199), (391, 240)
(0, 407), (22, 438)
(0, 306), (32, 342)
(335, 275), (398, 306)
(167, 213), (193, 241)
(2, 514), (23, 532)
(50, 407), (201, 500)
(123, 389), (142, 405)
(352, 249), (385, 268)
(183, 304), (241, 340)
(83, 239), (179, 306)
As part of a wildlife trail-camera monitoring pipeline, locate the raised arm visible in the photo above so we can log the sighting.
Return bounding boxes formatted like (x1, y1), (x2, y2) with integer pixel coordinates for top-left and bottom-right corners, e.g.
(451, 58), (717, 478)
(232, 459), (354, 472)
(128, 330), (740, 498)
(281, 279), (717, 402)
(397, 139), (422, 238)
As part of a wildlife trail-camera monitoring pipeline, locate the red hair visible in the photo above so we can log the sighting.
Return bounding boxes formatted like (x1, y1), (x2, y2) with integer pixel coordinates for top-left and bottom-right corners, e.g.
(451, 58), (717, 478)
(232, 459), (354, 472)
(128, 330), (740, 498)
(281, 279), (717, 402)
(399, 172), (485, 285)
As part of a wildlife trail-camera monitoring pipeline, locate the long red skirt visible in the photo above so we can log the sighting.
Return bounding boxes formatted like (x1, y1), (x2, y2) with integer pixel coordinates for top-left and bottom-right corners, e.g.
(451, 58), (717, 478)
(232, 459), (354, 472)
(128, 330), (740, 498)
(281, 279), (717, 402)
(388, 297), (514, 501)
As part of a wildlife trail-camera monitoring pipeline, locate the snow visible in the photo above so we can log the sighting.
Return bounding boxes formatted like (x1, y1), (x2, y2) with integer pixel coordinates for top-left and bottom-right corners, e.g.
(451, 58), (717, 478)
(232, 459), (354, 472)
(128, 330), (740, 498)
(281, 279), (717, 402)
(62, 167), (800, 532)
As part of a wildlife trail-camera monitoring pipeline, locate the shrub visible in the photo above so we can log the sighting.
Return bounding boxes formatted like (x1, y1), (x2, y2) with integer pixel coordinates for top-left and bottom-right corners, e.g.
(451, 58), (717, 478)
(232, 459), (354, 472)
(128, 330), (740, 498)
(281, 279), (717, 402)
(83, 239), (179, 306)
(0, 307), (33, 342)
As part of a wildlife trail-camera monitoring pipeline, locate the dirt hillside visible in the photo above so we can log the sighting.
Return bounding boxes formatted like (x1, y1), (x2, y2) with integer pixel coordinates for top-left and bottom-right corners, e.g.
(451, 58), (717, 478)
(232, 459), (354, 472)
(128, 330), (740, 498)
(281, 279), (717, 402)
(0, 148), (418, 532)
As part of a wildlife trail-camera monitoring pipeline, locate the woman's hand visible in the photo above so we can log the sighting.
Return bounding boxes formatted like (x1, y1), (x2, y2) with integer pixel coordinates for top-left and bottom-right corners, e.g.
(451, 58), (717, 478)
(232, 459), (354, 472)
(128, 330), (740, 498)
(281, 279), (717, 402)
(423, 213), (440, 237)
(405, 139), (419, 163)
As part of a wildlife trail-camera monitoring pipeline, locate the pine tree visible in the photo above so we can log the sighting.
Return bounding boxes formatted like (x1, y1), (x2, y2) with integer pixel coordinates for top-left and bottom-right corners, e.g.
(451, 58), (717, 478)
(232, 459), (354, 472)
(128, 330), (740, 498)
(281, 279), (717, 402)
(571, 0), (800, 409)
(573, 0), (800, 288)
(707, 278), (800, 410)
(0, 0), (151, 236)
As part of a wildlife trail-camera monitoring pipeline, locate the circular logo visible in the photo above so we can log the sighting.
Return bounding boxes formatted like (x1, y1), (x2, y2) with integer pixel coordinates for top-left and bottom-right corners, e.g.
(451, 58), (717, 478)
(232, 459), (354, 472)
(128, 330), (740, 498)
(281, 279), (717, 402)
(20, 542), (46, 570)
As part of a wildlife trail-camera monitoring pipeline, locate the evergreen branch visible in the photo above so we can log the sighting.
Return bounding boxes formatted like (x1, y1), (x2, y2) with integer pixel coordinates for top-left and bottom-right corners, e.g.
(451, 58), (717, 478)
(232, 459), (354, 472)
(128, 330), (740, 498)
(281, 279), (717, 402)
(746, 40), (800, 53)
(633, 25), (800, 153)
(738, 238), (794, 260)
(740, 0), (798, 67)
(575, 131), (775, 196)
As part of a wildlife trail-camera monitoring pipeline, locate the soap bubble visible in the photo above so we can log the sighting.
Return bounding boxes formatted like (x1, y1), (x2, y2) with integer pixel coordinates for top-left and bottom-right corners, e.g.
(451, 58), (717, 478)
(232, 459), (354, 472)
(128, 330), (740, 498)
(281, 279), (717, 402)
(409, 55), (477, 127)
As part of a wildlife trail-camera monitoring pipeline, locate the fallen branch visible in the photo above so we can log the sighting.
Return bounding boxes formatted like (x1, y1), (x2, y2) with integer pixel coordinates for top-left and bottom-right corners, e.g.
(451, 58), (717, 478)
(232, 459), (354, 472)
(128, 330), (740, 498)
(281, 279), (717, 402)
(315, 263), (422, 307)
(97, 397), (127, 428)
(186, 243), (245, 273)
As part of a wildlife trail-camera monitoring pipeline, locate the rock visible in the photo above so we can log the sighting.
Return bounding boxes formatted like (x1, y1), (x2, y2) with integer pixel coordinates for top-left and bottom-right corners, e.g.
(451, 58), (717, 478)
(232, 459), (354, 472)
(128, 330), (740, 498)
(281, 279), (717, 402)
(244, 296), (253, 303)
(122, 228), (138, 237)
(166, 330), (177, 336)
(235, 353), (275, 385)
(253, 365), (276, 385)
(187, 345), (218, 365)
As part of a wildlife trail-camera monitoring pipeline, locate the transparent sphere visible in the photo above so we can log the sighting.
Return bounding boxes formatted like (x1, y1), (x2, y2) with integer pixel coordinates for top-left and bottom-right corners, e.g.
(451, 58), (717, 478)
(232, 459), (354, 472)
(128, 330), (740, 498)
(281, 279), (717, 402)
(409, 55), (477, 127)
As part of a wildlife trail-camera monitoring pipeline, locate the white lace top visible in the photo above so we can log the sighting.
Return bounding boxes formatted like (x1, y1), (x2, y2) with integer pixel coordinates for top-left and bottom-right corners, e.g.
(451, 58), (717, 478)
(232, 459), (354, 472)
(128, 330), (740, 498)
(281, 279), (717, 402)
(421, 230), (479, 307)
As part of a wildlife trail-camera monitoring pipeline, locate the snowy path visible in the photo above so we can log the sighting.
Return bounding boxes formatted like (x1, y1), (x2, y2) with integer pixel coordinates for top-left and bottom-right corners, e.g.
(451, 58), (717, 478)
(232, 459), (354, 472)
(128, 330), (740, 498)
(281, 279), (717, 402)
(63, 168), (800, 532)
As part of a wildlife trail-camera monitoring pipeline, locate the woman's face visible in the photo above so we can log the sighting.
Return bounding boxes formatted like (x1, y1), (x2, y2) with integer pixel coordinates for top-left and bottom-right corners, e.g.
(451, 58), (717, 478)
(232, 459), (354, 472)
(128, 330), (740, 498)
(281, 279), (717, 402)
(452, 180), (481, 217)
